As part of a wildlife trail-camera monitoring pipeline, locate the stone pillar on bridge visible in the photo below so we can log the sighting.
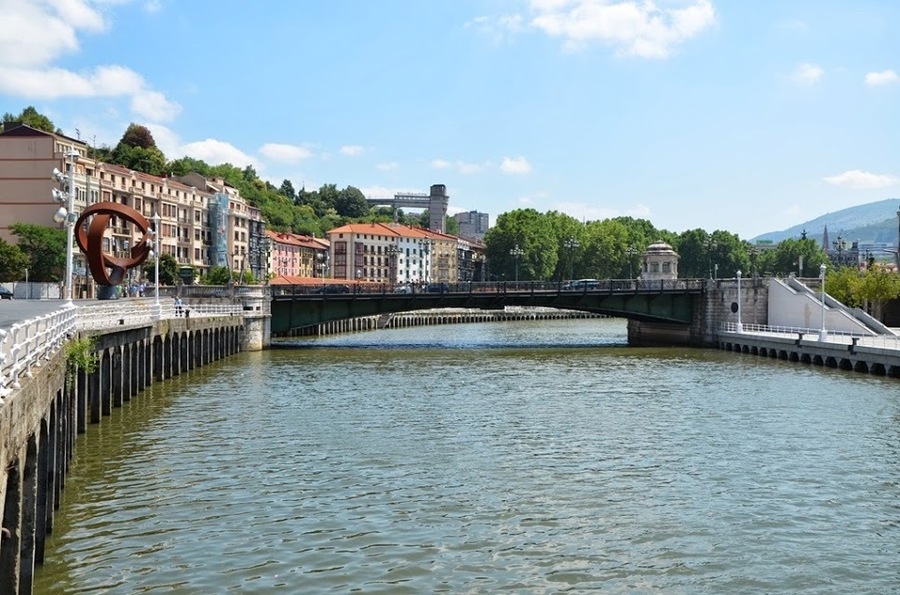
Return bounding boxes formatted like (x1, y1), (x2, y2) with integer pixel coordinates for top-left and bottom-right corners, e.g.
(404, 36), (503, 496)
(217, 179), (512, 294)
(237, 286), (271, 351)
(641, 241), (679, 281)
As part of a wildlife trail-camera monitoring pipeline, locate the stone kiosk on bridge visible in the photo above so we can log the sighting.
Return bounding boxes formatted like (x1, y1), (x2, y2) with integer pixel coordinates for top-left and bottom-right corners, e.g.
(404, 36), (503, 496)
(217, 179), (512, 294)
(641, 241), (679, 281)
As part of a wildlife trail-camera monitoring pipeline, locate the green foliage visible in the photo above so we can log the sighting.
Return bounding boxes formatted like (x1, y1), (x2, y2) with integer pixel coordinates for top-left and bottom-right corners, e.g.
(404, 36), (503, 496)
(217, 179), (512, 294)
(2, 106), (58, 133)
(64, 336), (98, 388)
(334, 186), (369, 218)
(823, 266), (862, 307)
(143, 254), (179, 285)
(755, 238), (826, 277)
(485, 209), (559, 281)
(0, 238), (29, 281)
(857, 266), (900, 319)
(202, 266), (234, 285)
(111, 144), (167, 175)
(120, 123), (157, 149)
(9, 223), (66, 281)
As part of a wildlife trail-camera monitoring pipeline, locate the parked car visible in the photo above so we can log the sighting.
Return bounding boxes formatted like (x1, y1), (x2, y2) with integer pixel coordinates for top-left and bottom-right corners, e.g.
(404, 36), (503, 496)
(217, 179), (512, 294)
(0, 287), (13, 300)
(426, 283), (450, 293)
(394, 284), (414, 294)
(563, 279), (600, 290)
(314, 284), (350, 294)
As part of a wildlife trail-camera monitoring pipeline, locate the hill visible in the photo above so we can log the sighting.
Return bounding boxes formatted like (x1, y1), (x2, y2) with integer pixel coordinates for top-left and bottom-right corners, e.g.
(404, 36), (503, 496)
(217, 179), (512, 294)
(752, 198), (900, 245)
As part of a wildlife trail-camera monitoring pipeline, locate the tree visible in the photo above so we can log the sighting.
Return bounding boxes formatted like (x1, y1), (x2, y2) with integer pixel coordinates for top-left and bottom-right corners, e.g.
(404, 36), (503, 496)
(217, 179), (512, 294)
(278, 179), (296, 202)
(2, 106), (58, 133)
(144, 254), (178, 285)
(202, 266), (233, 285)
(119, 123), (157, 149)
(484, 209), (558, 281)
(334, 186), (370, 218)
(9, 223), (66, 281)
(823, 266), (861, 307)
(856, 266), (900, 320)
(0, 237), (29, 281)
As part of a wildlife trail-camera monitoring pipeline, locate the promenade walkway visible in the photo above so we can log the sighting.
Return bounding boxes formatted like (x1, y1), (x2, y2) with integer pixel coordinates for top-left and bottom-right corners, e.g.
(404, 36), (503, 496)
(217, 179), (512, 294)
(0, 298), (243, 402)
(719, 322), (900, 377)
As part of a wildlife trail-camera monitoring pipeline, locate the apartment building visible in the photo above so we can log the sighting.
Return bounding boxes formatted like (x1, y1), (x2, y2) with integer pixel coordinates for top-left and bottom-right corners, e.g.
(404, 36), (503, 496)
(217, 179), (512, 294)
(0, 123), (262, 285)
(266, 230), (330, 279)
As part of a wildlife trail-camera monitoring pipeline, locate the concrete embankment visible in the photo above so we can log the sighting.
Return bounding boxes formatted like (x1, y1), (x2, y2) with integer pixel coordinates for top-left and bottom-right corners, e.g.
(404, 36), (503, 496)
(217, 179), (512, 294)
(0, 313), (244, 594)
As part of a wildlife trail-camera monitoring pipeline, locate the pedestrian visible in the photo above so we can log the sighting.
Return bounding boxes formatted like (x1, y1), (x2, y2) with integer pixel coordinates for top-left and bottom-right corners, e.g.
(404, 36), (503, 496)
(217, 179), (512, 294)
(174, 297), (184, 317)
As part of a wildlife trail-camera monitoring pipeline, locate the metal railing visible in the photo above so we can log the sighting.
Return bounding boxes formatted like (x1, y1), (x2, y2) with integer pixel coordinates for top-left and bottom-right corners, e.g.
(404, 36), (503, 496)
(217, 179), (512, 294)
(1, 299), (245, 403)
(271, 278), (707, 298)
(0, 306), (76, 402)
(721, 322), (900, 350)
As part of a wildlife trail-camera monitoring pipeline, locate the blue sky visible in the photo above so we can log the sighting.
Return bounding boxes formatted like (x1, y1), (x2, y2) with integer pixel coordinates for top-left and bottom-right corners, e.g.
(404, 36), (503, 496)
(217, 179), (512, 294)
(2, 0), (899, 240)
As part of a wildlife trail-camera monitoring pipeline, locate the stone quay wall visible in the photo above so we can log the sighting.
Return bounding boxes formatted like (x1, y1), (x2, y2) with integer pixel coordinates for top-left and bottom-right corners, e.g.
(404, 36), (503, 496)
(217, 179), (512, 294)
(0, 313), (245, 595)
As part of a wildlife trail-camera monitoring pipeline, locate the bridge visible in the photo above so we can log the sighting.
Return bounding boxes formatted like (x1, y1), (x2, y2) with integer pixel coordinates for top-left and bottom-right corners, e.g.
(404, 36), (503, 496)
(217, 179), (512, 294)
(270, 279), (707, 336)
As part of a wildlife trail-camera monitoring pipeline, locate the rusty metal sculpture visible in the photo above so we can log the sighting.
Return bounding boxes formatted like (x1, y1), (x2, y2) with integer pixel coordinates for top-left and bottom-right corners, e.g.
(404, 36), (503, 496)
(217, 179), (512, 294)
(74, 202), (153, 288)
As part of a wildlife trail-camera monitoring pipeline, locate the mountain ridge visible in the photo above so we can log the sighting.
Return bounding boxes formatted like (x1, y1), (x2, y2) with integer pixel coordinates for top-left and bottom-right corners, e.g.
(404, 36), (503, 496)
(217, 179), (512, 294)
(751, 198), (900, 245)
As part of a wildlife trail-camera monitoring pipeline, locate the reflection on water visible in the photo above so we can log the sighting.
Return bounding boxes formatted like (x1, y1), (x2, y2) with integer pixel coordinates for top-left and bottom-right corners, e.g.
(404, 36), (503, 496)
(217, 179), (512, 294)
(36, 319), (900, 593)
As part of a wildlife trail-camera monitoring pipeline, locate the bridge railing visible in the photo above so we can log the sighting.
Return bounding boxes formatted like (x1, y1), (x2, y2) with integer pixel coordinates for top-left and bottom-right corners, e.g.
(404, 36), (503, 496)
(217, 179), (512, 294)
(271, 278), (706, 297)
(0, 306), (76, 402)
(721, 322), (900, 349)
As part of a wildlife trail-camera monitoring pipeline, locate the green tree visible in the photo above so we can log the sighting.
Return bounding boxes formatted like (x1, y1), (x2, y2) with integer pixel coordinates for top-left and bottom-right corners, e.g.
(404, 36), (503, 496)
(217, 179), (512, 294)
(0, 237), (29, 281)
(2, 106), (58, 133)
(202, 265), (233, 285)
(334, 186), (370, 218)
(856, 266), (900, 320)
(9, 223), (66, 281)
(120, 123), (157, 149)
(823, 266), (861, 307)
(484, 209), (557, 281)
(144, 254), (178, 285)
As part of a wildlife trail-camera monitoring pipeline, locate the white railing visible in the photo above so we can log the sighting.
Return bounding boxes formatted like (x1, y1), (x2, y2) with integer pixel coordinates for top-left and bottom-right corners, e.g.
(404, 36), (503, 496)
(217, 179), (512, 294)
(721, 322), (900, 350)
(1, 299), (246, 405)
(0, 306), (76, 402)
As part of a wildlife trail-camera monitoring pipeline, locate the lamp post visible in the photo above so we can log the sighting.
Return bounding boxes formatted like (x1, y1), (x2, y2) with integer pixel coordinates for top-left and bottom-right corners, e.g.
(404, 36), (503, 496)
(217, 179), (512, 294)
(626, 246), (637, 279)
(833, 235), (844, 266)
(736, 269), (743, 332)
(564, 237), (579, 280)
(420, 239), (432, 284)
(706, 237), (717, 279)
(510, 244), (524, 284)
(151, 212), (161, 319)
(387, 245), (400, 288)
(51, 149), (78, 306)
(819, 263), (827, 341)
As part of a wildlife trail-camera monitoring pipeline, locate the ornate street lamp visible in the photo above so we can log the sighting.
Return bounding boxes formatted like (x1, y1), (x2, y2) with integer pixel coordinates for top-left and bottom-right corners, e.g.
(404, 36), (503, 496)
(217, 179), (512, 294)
(819, 263), (827, 341)
(149, 212), (162, 319)
(510, 244), (524, 284)
(51, 149), (79, 306)
(564, 237), (579, 280)
(736, 269), (743, 332)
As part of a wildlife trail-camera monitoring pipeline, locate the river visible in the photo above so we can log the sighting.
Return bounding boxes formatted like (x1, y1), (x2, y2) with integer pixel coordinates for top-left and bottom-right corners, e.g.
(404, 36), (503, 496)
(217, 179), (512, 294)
(34, 318), (900, 593)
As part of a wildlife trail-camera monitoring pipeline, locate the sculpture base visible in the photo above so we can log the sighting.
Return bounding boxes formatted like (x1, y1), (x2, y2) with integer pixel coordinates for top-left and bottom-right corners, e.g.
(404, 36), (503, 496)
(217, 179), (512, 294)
(96, 285), (120, 300)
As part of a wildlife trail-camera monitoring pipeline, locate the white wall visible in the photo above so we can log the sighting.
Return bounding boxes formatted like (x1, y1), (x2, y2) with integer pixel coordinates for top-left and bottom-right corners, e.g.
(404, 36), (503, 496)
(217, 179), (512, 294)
(768, 278), (873, 334)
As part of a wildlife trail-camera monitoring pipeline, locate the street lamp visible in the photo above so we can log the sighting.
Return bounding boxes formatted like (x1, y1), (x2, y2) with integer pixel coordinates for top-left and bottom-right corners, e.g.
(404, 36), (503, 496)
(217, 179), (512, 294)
(387, 245), (400, 288)
(706, 237), (717, 279)
(626, 245), (637, 279)
(510, 244), (524, 284)
(736, 269), (743, 332)
(149, 212), (161, 319)
(819, 263), (827, 341)
(564, 237), (579, 280)
(51, 149), (78, 306)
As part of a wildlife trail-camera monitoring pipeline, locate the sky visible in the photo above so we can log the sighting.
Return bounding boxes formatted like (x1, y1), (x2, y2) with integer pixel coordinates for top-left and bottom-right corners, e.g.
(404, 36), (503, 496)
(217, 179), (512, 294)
(1, 0), (899, 240)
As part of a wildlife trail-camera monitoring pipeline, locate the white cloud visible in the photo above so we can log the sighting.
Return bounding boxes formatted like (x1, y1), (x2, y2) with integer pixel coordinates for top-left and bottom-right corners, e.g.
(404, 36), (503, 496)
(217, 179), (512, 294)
(465, 13), (523, 44)
(376, 162), (399, 171)
(501, 156), (532, 174)
(130, 89), (182, 122)
(181, 138), (260, 170)
(259, 143), (313, 163)
(823, 169), (900, 189)
(793, 62), (823, 85)
(554, 200), (651, 221)
(865, 69), (899, 86)
(431, 158), (488, 174)
(340, 145), (364, 156)
(529, 0), (716, 58)
(0, 0), (180, 124)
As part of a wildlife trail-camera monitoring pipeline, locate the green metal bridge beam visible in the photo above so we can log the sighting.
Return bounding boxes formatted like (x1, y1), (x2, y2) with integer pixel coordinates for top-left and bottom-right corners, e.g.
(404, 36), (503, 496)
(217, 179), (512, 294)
(270, 289), (699, 335)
